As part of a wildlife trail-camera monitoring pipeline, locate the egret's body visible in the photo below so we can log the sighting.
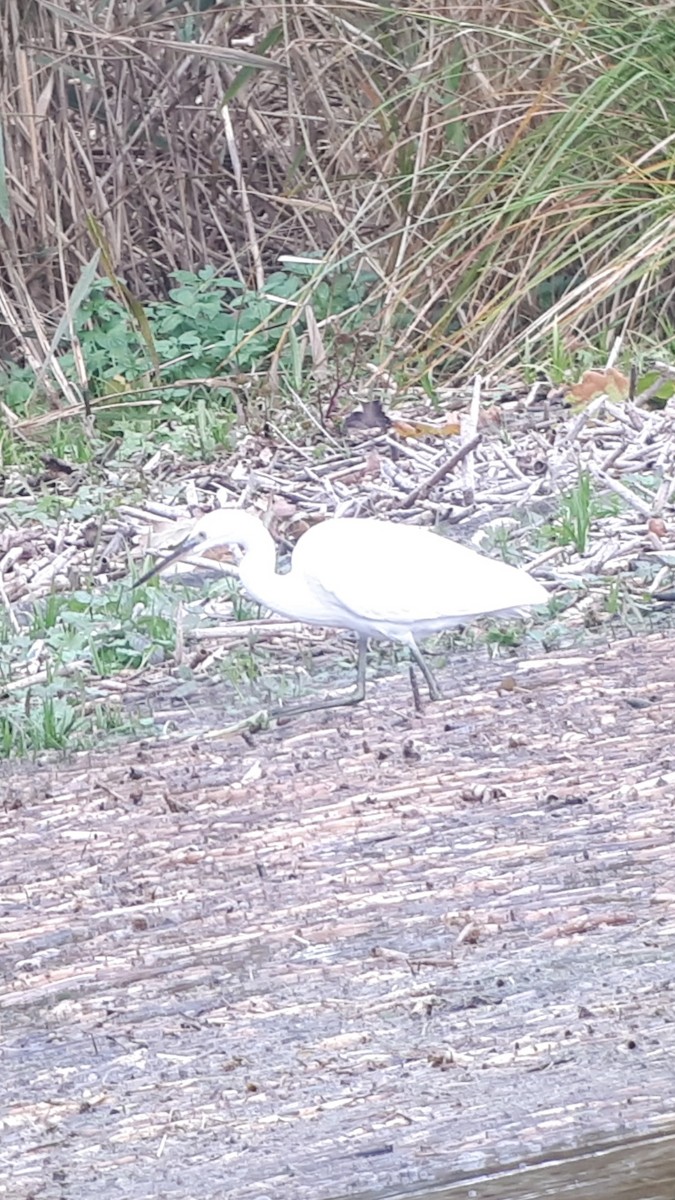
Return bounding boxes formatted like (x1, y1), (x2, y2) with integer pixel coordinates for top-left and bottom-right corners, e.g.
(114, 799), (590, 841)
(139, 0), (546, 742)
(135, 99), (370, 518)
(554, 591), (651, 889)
(137, 509), (548, 715)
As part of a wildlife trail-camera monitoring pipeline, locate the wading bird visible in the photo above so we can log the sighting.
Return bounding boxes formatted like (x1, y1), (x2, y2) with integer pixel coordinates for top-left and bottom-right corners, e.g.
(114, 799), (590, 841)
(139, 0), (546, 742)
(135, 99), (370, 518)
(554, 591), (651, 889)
(135, 508), (548, 716)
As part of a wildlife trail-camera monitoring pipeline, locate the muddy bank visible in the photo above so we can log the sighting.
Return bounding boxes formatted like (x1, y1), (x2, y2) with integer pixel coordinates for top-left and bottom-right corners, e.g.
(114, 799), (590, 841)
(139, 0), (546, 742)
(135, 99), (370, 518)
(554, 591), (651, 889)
(2, 632), (675, 1199)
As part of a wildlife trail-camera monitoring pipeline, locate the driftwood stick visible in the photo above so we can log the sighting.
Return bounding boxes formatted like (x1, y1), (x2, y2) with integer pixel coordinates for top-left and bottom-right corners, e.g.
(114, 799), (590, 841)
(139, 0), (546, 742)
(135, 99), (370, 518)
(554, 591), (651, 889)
(401, 433), (482, 509)
(461, 374), (482, 503)
(587, 464), (653, 517)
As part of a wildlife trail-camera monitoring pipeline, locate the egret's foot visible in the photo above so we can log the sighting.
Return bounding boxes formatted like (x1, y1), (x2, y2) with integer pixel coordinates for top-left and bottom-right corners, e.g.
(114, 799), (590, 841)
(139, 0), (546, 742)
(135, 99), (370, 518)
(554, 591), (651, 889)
(269, 687), (366, 722)
(267, 635), (369, 721)
(201, 709), (271, 739)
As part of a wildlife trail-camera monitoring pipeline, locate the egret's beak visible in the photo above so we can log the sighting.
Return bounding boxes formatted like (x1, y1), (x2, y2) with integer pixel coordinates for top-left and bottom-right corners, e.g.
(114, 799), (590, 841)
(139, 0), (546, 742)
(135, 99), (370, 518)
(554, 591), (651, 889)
(133, 533), (204, 588)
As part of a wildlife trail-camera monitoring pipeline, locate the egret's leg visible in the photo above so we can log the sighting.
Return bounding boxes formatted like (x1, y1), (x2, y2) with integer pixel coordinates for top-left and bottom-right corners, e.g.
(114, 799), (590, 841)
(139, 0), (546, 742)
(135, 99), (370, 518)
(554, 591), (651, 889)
(408, 665), (423, 714)
(409, 642), (442, 701)
(269, 635), (368, 719)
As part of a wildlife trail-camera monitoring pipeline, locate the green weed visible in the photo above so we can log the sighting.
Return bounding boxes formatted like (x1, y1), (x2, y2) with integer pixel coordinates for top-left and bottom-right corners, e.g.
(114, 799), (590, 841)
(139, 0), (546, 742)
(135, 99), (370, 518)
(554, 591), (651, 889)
(542, 473), (621, 555)
(0, 266), (374, 413)
(0, 263), (376, 475)
(0, 577), (192, 759)
(484, 625), (527, 653)
(0, 684), (140, 758)
(556, 472), (592, 554)
(216, 646), (263, 690)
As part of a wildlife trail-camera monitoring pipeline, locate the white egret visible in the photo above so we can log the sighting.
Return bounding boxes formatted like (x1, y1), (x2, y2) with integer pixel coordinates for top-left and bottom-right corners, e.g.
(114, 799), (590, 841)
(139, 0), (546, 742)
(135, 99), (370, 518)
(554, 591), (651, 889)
(135, 508), (548, 716)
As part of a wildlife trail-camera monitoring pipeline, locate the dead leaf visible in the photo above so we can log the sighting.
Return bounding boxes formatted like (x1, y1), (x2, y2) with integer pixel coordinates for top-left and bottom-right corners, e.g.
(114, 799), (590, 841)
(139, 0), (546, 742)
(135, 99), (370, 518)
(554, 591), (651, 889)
(364, 449), (381, 477)
(337, 451), (382, 487)
(345, 399), (460, 440)
(391, 417), (461, 439)
(568, 367), (631, 407)
(479, 406), (504, 427)
(648, 517), (667, 538)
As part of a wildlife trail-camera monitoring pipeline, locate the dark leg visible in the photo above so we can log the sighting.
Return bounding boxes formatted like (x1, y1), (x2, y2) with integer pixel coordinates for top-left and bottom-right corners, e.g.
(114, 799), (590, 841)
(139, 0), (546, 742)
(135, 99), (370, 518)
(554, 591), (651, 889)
(408, 664), (423, 714)
(409, 641), (442, 701)
(269, 635), (368, 720)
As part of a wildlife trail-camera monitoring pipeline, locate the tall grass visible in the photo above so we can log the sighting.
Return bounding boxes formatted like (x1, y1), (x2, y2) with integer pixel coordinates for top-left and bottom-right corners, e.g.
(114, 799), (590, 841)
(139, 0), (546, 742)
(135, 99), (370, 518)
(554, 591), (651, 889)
(1, 0), (675, 385)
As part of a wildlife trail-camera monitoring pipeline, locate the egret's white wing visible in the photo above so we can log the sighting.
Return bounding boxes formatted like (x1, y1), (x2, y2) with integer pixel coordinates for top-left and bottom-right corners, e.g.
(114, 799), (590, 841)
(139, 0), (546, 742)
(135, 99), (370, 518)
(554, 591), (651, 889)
(291, 518), (546, 635)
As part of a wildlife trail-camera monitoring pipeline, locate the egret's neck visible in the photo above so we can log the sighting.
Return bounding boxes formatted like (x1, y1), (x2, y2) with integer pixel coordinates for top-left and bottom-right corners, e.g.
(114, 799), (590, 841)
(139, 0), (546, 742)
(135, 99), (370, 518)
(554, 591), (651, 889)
(236, 526), (289, 615)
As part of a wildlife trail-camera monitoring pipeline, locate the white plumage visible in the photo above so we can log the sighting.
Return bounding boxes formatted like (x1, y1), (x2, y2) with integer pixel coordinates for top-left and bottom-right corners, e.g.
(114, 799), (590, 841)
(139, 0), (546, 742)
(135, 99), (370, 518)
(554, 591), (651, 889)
(137, 508), (548, 715)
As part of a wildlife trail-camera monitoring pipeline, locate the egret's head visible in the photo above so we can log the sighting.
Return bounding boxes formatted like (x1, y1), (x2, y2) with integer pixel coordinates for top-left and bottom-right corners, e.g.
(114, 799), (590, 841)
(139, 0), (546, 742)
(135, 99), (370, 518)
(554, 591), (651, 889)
(134, 508), (249, 588)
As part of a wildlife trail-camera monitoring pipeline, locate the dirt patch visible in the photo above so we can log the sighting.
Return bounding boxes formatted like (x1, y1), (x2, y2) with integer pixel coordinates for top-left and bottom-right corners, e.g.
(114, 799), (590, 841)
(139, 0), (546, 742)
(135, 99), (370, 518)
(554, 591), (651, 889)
(2, 633), (675, 1200)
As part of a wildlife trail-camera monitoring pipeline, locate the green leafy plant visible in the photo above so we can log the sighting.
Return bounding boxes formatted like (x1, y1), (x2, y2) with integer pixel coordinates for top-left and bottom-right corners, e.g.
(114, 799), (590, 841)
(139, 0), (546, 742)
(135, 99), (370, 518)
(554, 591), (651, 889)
(0, 578), (186, 760)
(542, 472), (621, 555)
(484, 625), (527, 653)
(555, 472), (593, 554)
(38, 266), (376, 402)
(0, 684), (139, 758)
(0, 262), (378, 473)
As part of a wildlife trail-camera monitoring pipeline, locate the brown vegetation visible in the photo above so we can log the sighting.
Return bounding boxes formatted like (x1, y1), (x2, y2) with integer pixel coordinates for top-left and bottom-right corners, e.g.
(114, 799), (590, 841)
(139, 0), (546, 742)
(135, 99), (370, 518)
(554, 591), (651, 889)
(2, 1), (675, 374)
